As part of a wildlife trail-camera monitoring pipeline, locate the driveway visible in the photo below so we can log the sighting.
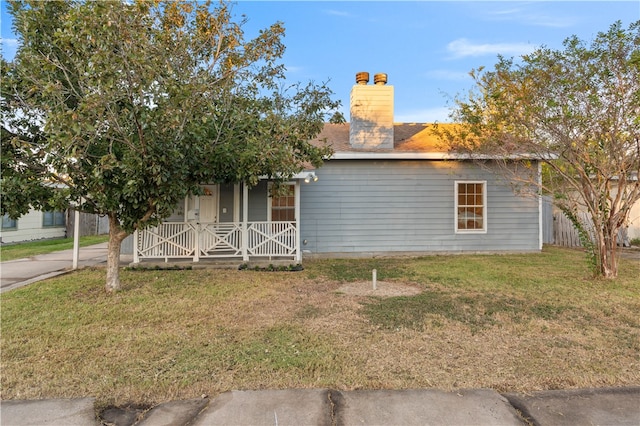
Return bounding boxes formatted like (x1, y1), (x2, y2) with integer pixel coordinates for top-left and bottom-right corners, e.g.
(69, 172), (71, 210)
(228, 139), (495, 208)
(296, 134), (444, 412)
(0, 243), (130, 293)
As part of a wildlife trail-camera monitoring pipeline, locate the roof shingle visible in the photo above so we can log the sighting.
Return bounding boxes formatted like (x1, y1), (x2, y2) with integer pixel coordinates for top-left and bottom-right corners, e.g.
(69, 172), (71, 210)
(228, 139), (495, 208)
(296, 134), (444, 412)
(310, 122), (456, 154)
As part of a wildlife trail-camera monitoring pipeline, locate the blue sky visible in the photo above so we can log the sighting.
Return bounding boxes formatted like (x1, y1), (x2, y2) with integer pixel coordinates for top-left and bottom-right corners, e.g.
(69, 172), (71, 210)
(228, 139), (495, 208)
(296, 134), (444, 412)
(2, 1), (639, 122)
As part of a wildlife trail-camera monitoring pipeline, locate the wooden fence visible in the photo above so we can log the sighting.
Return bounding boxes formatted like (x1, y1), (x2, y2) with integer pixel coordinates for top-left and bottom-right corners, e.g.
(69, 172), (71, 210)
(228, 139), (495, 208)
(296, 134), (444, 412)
(550, 210), (630, 248)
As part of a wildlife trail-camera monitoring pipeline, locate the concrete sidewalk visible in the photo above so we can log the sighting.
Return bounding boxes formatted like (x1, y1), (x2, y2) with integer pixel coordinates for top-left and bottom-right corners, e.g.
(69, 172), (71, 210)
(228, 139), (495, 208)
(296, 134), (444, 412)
(1, 387), (639, 426)
(0, 242), (132, 293)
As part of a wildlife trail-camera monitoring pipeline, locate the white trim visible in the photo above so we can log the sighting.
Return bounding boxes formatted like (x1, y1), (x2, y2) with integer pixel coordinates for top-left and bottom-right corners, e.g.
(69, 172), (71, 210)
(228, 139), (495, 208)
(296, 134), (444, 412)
(538, 162), (543, 250)
(454, 180), (488, 234)
(294, 181), (301, 262)
(242, 182), (249, 261)
(328, 152), (554, 161)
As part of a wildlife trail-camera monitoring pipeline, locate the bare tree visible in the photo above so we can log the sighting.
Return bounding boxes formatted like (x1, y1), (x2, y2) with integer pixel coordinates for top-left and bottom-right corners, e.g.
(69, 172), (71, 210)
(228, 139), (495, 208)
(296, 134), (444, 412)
(436, 21), (640, 278)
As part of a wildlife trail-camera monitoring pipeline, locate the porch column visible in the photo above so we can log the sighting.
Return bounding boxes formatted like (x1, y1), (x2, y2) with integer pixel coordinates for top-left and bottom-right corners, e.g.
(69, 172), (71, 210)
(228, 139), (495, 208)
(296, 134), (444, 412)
(242, 182), (249, 261)
(233, 184), (240, 222)
(538, 162), (543, 251)
(193, 223), (200, 263)
(133, 230), (139, 264)
(295, 180), (301, 262)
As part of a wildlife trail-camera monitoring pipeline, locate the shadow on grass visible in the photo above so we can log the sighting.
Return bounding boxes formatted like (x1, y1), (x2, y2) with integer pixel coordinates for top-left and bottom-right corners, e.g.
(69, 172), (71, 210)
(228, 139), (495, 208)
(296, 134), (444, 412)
(361, 290), (575, 334)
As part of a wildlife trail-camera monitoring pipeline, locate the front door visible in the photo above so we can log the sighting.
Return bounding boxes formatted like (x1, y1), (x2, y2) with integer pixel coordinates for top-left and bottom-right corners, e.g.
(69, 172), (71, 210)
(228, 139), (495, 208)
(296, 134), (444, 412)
(186, 185), (218, 223)
(199, 185), (218, 223)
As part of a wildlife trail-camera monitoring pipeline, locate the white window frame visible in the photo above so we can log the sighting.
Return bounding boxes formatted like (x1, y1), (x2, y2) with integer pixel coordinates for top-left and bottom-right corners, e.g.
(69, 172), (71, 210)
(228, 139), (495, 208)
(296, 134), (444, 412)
(455, 180), (487, 234)
(267, 182), (296, 222)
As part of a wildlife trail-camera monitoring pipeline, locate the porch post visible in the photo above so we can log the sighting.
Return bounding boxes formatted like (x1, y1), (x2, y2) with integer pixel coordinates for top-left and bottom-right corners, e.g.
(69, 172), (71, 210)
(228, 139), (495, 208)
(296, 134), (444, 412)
(193, 223), (200, 263)
(233, 184), (240, 222)
(242, 181), (249, 261)
(183, 197), (188, 221)
(295, 180), (301, 262)
(133, 229), (139, 264)
(538, 162), (543, 251)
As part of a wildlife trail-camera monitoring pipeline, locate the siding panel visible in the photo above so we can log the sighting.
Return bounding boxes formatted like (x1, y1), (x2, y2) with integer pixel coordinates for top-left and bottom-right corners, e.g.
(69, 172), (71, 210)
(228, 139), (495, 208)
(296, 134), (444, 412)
(300, 160), (540, 254)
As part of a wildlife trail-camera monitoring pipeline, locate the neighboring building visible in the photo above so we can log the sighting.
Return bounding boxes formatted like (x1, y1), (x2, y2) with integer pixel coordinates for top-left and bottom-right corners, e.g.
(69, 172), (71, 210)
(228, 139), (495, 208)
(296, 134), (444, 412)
(628, 193), (640, 241)
(131, 72), (543, 263)
(1, 209), (67, 244)
(1, 208), (110, 244)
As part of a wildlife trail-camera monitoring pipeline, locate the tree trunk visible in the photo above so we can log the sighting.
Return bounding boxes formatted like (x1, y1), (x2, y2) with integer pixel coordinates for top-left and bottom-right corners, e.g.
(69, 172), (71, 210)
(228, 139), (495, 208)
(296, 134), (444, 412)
(105, 214), (129, 293)
(595, 227), (619, 279)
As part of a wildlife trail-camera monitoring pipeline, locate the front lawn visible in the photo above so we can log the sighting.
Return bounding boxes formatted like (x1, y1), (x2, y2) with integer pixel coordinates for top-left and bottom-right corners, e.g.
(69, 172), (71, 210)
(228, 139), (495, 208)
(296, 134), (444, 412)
(0, 235), (110, 262)
(1, 246), (638, 409)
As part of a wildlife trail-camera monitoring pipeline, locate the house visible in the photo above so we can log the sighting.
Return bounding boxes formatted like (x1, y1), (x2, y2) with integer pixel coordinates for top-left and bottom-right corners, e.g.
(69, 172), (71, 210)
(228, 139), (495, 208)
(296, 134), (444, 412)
(131, 72), (542, 263)
(1, 209), (67, 244)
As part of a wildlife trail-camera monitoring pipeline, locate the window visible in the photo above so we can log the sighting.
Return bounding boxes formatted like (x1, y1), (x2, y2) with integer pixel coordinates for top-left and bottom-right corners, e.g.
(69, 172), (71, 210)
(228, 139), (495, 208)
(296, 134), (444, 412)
(2, 214), (17, 230)
(455, 181), (486, 232)
(270, 185), (295, 221)
(43, 210), (66, 227)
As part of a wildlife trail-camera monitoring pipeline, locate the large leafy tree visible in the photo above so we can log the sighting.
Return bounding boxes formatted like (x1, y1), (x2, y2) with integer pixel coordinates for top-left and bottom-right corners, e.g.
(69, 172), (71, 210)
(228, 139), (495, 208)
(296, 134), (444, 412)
(1, 60), (57, 217)
(437, 21), (640, 279)
(2, 0), (341, 292)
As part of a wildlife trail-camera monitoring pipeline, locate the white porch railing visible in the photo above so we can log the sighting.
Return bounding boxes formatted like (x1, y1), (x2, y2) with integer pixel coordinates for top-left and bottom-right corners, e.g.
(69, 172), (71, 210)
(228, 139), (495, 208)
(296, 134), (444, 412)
(136, 222), (197, 259)
(247, 222), (297, 257)
(135, 222), (298, 262)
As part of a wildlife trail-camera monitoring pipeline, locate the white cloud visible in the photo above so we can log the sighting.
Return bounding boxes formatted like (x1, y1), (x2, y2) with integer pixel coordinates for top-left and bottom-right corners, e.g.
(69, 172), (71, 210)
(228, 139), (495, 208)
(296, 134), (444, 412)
(324, 9), (350, 17)
(1, 38), (18, 47)
(284, 65), (303, 74)
(396, 107), (452, 123)
(424, 69), (471, 82)
(486, 6), (576, 28)
(446, 38), (536, 59)
(0, 38), (19, 61)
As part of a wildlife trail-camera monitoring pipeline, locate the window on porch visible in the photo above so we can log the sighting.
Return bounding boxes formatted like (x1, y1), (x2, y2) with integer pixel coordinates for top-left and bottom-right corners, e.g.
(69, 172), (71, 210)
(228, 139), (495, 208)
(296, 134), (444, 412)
(270, 184), (295, 221)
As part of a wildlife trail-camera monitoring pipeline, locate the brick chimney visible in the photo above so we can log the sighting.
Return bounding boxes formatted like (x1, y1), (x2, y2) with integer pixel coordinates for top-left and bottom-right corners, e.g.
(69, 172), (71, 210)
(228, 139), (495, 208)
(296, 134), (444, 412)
(349, 72), (394, 149)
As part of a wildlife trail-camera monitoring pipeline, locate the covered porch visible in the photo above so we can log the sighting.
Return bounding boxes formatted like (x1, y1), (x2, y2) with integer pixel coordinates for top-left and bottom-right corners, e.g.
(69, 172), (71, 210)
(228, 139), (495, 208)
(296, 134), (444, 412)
(132, 178), (309, 264)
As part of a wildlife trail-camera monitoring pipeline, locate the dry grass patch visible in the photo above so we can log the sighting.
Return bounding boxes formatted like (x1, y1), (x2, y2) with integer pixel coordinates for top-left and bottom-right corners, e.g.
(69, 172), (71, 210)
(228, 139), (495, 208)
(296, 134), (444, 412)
(1, 246), (639, 408)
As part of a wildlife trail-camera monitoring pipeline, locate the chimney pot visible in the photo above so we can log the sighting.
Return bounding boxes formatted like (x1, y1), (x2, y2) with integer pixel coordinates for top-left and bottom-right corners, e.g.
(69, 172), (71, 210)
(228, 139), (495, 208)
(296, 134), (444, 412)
(355, 72), (370, 85)
(374, 73), (388, 85)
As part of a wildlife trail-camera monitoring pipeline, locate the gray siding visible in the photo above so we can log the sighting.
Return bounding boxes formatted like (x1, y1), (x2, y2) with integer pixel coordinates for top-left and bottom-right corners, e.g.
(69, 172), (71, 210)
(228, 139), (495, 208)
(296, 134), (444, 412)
(218, 183), (235, 222)
(300, 160), (540, 254)
(248, 181), (268, 222)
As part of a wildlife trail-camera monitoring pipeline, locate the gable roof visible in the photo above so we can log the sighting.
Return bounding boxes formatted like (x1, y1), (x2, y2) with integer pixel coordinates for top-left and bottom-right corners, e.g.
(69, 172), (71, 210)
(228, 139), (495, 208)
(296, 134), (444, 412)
(310, 122), (463, 160)
(309, 122), (550, 161)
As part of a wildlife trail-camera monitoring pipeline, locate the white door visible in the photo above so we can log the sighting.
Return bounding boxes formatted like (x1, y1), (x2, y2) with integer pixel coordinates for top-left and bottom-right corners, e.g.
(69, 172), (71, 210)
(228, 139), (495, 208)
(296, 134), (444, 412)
(186, 186), (218, 223)
(199, 196), (217, 223)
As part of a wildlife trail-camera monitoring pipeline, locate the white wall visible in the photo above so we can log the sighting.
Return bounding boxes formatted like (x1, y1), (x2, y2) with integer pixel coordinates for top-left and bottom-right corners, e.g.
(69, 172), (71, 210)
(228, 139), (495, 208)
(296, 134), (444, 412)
(1, 209), (67, 244)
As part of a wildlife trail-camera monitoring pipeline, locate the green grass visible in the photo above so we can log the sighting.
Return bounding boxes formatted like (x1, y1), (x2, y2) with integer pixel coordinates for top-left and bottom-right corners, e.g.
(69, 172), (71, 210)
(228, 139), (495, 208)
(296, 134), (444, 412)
(1, 246), (639, 408)
(0, 235), (109, 261)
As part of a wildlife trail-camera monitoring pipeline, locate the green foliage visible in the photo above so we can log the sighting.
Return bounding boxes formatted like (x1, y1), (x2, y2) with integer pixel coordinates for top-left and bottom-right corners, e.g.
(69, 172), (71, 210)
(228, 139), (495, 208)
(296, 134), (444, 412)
(438, 20), (640, 278)
(238, 263), (304, 272)
(560, 207), (598, 273)
(0, 60), (58, 218)
(3, 0), (341, 289)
